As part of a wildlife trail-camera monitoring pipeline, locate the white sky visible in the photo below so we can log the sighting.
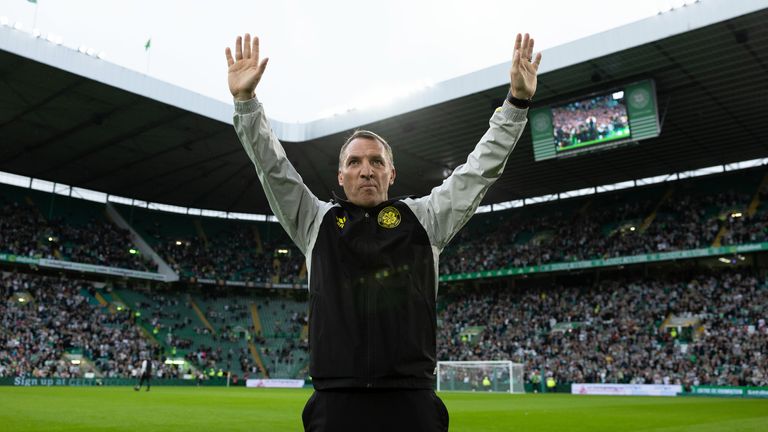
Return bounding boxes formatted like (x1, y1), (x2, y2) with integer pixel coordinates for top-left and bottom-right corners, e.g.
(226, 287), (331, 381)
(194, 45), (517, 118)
(1, 0), (684, 122)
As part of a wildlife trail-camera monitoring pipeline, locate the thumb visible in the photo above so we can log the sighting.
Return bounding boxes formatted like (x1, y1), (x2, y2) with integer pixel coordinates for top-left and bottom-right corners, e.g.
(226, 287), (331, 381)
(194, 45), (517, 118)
(258, 57), (269, 76)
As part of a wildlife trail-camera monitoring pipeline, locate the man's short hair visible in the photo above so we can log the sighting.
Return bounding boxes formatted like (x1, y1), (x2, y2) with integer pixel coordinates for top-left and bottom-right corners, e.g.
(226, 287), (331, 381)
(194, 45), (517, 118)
(338, 130), (394, 170)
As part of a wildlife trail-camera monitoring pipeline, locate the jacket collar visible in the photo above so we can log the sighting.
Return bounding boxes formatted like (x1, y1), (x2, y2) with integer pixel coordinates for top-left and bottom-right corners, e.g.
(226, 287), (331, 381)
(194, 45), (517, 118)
(331, 191), (414, 212)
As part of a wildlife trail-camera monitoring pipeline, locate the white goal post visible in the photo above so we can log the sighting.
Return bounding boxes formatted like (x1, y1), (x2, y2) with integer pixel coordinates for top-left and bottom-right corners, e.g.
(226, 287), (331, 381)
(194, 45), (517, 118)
(436, 361), (525, 393)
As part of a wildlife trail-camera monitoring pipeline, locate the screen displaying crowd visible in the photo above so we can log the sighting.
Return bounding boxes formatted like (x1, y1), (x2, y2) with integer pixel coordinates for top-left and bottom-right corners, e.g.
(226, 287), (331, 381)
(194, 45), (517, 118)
(552, 93), (630, 151)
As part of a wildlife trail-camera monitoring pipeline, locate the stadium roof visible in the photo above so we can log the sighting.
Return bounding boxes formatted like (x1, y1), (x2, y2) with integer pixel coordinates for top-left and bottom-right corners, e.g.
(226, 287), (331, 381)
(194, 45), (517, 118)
(1, 0), (767, 215)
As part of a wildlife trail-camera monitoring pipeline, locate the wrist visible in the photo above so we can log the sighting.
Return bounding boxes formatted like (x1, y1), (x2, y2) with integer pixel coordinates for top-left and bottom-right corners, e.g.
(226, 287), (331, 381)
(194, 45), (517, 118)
(507, 94), (532, 109)
(234, 91), (255, 102)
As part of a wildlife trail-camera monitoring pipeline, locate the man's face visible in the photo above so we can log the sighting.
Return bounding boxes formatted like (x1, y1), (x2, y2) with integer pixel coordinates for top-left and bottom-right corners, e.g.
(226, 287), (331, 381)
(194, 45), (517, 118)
(338, 138), (396, 208)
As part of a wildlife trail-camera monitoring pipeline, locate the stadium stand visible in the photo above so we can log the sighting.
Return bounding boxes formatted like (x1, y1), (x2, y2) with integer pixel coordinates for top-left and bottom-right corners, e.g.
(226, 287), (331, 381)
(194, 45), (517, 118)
(0, 185), (154, 272)
(441, 168), (766, 274)
(114, 202), (304, 284)
(0, 270), (308, 380)
(3, 166), (767, 385)
(0, 272), (171, 378)
(437, 270), (768, 388)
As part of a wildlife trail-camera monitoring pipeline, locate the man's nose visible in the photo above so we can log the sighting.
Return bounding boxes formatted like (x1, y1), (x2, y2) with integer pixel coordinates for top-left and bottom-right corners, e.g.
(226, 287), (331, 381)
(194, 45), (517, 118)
(360, 162), (374, 177)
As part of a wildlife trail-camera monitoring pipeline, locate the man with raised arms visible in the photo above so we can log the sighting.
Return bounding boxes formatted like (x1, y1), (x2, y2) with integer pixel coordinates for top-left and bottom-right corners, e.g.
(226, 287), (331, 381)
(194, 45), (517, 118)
(226, 33), (541, 431)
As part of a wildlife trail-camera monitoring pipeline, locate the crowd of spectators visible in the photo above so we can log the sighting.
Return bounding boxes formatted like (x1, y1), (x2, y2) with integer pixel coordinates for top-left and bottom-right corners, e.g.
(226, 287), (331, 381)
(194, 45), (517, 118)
(187, 299), (309, 379)
(3, 174), (768, 385)
(128, 291), (195, 351)
(3, 267), (766, 388)
(441, 189), (758, 275)
(0, 197), (154, 272)
(187, 343), (258, 379)
(152, 225), (304, 284)
(438, 271), (768, 387)
(4, 174), (765, 285)
(0, 273), (279, 380)
(262, 306), (310, 373)
(720, 190), (768, 246)
(119, 288), (247, 378)
(0, 272), (170, 379)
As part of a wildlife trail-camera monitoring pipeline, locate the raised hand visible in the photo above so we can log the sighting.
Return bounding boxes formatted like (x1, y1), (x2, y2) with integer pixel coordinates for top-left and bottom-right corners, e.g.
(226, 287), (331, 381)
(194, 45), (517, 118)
(510, 33), (542, 100)
(225, 33), (269, 101)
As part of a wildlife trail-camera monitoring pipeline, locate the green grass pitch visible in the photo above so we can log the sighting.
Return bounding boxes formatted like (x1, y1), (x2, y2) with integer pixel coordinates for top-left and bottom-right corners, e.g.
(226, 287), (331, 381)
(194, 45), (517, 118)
(1, 387), (766, 431)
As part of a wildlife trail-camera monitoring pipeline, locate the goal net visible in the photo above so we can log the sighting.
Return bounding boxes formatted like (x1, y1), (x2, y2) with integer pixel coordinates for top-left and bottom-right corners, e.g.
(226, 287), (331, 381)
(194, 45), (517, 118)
(436, 361), (524, 393)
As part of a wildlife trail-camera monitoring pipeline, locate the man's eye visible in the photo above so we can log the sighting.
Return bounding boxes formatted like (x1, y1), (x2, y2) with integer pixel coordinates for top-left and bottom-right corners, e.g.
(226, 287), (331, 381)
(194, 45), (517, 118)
(373, 160), (383, 166)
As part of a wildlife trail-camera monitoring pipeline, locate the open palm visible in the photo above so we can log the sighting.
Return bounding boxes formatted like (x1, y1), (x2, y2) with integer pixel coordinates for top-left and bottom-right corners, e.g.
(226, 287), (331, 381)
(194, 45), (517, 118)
(510, 33), (542, 100)
(225, 33), (269, 101)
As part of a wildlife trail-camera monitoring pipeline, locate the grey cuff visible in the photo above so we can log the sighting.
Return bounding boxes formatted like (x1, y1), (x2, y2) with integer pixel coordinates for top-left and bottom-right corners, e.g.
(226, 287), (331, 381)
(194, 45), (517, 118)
(234, 97), (260, 114)
(499, 100), (529, 122)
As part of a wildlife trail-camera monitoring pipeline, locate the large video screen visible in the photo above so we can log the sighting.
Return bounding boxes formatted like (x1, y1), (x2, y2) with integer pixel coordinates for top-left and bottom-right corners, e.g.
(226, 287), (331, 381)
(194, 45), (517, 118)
(552, 91), (630, 153)
(530, 79), (660, 161)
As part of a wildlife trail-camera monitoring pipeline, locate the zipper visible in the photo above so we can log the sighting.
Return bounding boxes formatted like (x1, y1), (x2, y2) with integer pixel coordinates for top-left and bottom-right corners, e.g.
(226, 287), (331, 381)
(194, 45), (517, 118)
(364, 211), (373, 388)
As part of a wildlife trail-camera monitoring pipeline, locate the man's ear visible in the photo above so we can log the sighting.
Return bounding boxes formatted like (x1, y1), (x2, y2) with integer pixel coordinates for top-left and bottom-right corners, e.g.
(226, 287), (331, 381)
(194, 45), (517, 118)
(390, 167), (396, 185)
(338, 170), (343, 186)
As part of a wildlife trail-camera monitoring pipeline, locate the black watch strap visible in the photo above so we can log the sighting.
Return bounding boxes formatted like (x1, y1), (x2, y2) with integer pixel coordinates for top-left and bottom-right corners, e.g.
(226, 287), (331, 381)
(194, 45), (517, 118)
(507, 94), (532, 109)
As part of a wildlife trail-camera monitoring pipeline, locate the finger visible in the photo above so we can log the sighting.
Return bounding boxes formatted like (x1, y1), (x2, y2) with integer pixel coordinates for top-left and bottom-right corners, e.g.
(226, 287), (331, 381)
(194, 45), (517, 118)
(244, 33), (252, 59)
(225, 47), (235, 67)
(258, 57), (269, 76)
(532, 52), (542, 68)
(253, 36), (260, 63)
(513, 33), (522, 57)
(522, 33), (530, 58)
(528, 38), (535, 61)
(512, 49), (520, 70)
(235, 36), (243, 60)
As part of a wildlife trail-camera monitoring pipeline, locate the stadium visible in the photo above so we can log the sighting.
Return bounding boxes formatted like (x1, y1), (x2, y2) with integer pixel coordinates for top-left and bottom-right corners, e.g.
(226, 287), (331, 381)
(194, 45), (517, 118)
(1, 1), (768, 431)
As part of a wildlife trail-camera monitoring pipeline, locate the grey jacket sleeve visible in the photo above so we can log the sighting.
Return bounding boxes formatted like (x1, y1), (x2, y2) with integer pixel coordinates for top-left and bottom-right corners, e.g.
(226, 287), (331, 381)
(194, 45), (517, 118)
(404, 101), (528, 251)
(233, 98), (323, 255)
